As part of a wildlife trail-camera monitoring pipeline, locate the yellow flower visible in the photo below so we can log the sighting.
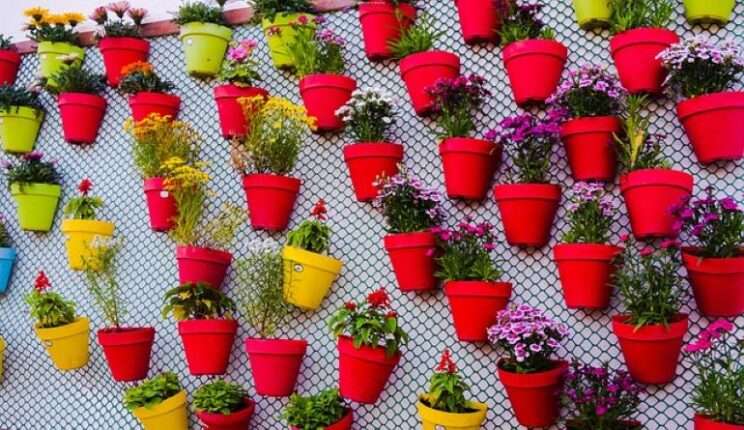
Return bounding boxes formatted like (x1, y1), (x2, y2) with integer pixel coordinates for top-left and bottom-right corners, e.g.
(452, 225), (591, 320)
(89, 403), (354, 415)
(162, 157), (210, 191)
(23, 7), (49, 22)
(63, 12), (86, 27)
(45, 14), (67, 26)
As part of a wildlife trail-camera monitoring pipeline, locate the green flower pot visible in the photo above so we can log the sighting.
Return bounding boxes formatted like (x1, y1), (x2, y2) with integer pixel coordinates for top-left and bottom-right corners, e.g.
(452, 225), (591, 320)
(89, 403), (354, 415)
(683, 0), (735, 24)
(37, 42), (85, 87)
(573, 0), (612, 29)
(261, 13), (316, 70)
(10, 183), (62, 232)
(0, 106), (44, 154)
(179, 22), (233, 77)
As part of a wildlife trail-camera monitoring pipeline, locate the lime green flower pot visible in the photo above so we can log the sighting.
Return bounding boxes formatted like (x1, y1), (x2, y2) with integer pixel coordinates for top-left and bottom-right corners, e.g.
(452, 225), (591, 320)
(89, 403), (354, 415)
(10, 183), (62, 232)
(261, 13), (316, 70)
(0, 106), (44, 154)
(683, 0), (735, 24)
(573, 0), (612, 29)
(179, 22), (233, 77)
(37, 42), (85, 87)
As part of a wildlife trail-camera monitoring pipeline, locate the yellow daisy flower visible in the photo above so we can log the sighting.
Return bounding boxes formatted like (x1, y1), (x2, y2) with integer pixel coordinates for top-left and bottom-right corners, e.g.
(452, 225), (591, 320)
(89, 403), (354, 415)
(23, 7), (49, 22)
(63, 12), (86, 27)
(45, 14), (67, 26)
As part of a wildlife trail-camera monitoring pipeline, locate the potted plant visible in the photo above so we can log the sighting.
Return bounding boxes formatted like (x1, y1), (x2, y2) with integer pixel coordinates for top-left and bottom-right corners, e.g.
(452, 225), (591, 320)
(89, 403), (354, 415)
(659, 36), (744, 164)
(282, 388), (353, 430)
(337, 88), (402, 202)
(283, 199), (343, 310)
(417, 349), (488, 429)
(124, 372), (188, 430)
(0, 216), (15, 294)
(3, 152), (62, 232)
(455, 0), (502, 44)
(683, 0), (735, 25)
(572, 0), (612, 30)
(553, 182), (621, 310)
(90, 3), (149, 87)
(119, 61), (180, 121)
(615, 96), (693, 239)
(26, 271), (90, 371)
(374, 169), (446, 292)
(61, 179), (115, 270)
(608, 0), (677, 94)
(23, 7), (86, 87)
(358, 0), (416, 60)
(0, 35), (20, 85)
(611, 238), (688, 384)
(328, 288), (409, 404)
(0, 336), (5, 380)
(548, 64), (626, 182)
(162, 283), (238, 375)
(255, 0), (316, 70)
(194, 379), (255, 430)
(0, 84), (44, 154)
(175, 0), (233, 77)
(490, 111), (563, 248)
(672, 188), (744, 317)
(487, 304), (569, 428)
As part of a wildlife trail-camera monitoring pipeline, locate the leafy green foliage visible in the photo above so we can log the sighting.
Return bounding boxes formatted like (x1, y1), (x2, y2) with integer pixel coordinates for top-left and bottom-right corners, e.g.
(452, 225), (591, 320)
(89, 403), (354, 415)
(282, 389), (347, 429)
(118, 63), (175, 95)
(287, 222), (331, 254)
(64, 179), (103, 220)
(237, 241), (290, 337)
(427, 75), (490, 139)
(286, 20), (345, 78)
(422, 349), (474, 413)
(336, 88), (396, 142)
(3, 152), (61, 188)
(563, 183), (615, 244)
(162, 283), (236, 321)
(0, 85), (43, 112)
(219, 40), (262, 86)
(193, 380), (248, 415)
(608, 0), (674, 33)
(613, 95), (669, 174)
(25, 20), (81, 45)
(174, 1), (227, 26)
(374, 169), (445, 233)
(0, 216), (11, 248)
(496, 1), (556, 46)
(389, 14), (443, 59)
(254, 0), (314, 22)
(26, 272), (76, 329)
(0, 35), (13, 50)
(46, 63), (105, 95)
(102, 21), (141, 37)
(433, 220), (501, 282)
(123, 372), (182, 411)
(83, 238), (126, 329)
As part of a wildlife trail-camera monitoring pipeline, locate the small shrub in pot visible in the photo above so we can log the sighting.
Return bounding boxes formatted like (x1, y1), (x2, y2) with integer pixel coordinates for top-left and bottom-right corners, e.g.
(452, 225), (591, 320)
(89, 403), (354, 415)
(61, 179), (115, 270)
(194, 379), (255, 429)
(90, 3), (150, 87)
(119, 61), (180, 121)
(23, 7), (86, 86)
(124, 372), (188, 430)
(0, 84), (44, 154)
(3, 151), (61, 232)
(282, 388), (353, 430)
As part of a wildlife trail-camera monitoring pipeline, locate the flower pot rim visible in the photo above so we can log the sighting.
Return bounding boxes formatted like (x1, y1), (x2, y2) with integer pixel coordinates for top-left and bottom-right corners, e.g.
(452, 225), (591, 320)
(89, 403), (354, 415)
(384, 230), (437, 249)
(178, 318), (238, 335)
(244, 337), (308, 355)
(213, 84), (268, 99)
(36, 41), (85, 53)
(35, 316), (89, 340)
(444, 280), (513, 298)
(400, 50), (460, 75)
(61, 218), (115, 235)
(143, 176), (167, 190)
(682, 247), (744, 273)
(176, 244), (233, 264)
(97, 326), (155, 346)
(196, 397), (256, 424)
(98, 36), (150, 48)
(133, 389), (187, 419)
(0, 105), (44, 119)
(282, 246), (343, 273)
(619, 168), (693, 191)
(299, 73), (357, 92)
(129, 91), (181, 105)
(612, 313), (689, 340)
(343, 141), (404, 160)
(0, 247), (16, 260)
(554, 243), (622, 260)
(493, 182), (561, 200)
(693, 414), (744, 428)
(242, 173), (301, 191)
(677, 90), (744, 119)
(503, 38), (568, 61)
(261, 12), (316, 27)
(560, 115), (622, 136)
(497, 359), (569, 386)
(359, 1), (417, 15)
(338, 335), (401, 364)
(439, 136), (500, 155)
(0, 49), (21, 62)
(57, 92), (107, 108)
(179, 21), (233, 40)
(9, 182), (62, 197)
(416, 396), (489, 425)
(610, 27), (679, 52)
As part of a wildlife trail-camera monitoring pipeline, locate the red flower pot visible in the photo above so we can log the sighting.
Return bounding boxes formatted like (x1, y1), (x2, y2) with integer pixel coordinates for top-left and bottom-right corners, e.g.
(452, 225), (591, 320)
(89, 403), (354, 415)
(384, 231), (437, 292)
(244, 338), (307, 397)
(560, 116), (621, 182)
(553, 243), (622, 309)
(241, 174), (301, 232)
(214, 84), (269, 139)
(176, 245), (232, 289)
(440, 137), (502, 200)
(97, 327), (155, 382)
(498, 360), (568, 428)
(694, 414), (744, 430)
(197, 398), (255, 430)
(57, 92), (107, 144)
(454, 0), (500, 44)
(337, 335), (400, 404)
(143, 177), (177, 232)
(493, 183), (561, 248)
(503, 39), (568, 106)
(290, 409), (353, 430)
(0, 49), (21, 85)
(610, 27), (679, 94)
(343, 142), (403, 202)
(682, 248), (744, 317)
(399, 50), (460, 116)
(358, 2), (416, 60)
(677, 91), (744, 164)
(299, 73), (356, 133)
(178, 319), (237, 375)
(99, 37), (150, 87)
(128, 91), (181, 122)
(612, 314), (688, 385)
(444, 281), (512, 342)
(620, 168), (693, 239)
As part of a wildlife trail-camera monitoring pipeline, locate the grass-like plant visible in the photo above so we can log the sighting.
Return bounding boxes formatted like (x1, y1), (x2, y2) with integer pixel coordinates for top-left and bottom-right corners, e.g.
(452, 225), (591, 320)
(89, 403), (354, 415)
(46, 62), (106, 95)
(193, 380), (248, 415)
(562, 182), (615, 244)
(433, 219), (502, 282)
(373, 168), (446, 234)
(0, 35), (14, 50)
(25, 271), (77, 329)
(253, 0), (314, 22)
(83, 237), (126, 329)
(0, 85), (43, 113)
(389, 14), (442, 59)
(496, 1), (555, 46)
(286, 17), (345, 78)
(118, 62), (175, 95)
(608, 0), (674, 34)
(426, 74), (490, 139)
(613, 95), (669, 174)
(90, 4), (148, 38)
(123, 372), (182, 410)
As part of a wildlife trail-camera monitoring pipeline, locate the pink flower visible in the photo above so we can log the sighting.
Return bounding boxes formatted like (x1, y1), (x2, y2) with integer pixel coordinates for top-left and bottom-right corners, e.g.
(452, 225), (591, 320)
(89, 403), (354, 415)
(685, 337), (712, 353)
(639, 246), (654, 257)
(127, 7), (147, 25)
(619, 233), (630, 242)
(106, 1), (130, 18)
(90, 6), (108, 25)
(707, 319), (734, 338)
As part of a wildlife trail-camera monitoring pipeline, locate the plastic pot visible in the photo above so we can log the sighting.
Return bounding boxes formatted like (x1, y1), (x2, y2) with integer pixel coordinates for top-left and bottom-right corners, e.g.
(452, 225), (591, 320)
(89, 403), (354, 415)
(620, 168), (693, 239)
(0, 106), (44, 154)
(612, 314), (688, 384)
(498, 360), (568, 428)
(682, 248), (744, 317)
(290, 409), (353, 430)
(197, 397), (255, 430)
(176, 245), (232, 289)
(503, 39), (568, 106)
(97, 327), (155, 382)
(554, 243), (622, 309)
(128, 92), (181, 122)
(262, 13), (316, 69)
(560, 116), (621, 182)
(343, 142), (404, 202)
(417, 397), (488, 430)
(440, 137), (501, 200)
(242, 174), (300, 232)
(143, 177), (177, 232)
(694, 414), (744, 430)
(10, 183), (61, 232)
(180, 22), (232, 77)
(244, 338), (307, 397)
(677, 91), (744, 164)
(0, 49), (21, 85)
(358, 2), (416, 60)
(444, 281), (512, 342)
(684, 0), (735, 24)
(58, 92), (107, 144)
(573, 0), (612, 29)
(299, 73), (357, 132)
(610, 28), (679, 94)
(179, 319), (237, 375)
(337, 335), (400, 404)
(454, 0), (500, 44)
(99, 37), (150, 87)
(37, 42), (85, 86)
(213, 84), (269, 138)
(0, 248), (16, 294)
(132, 390), (188, 430)
(61, 219), (116, 271)
(400, 50), (461, 116)
(384, 231), (438, 292)
(493, 183), (561, 248)
(282, 246), (343, 310)
(34, 317), (90, 371)
(0, 337), (5, 381)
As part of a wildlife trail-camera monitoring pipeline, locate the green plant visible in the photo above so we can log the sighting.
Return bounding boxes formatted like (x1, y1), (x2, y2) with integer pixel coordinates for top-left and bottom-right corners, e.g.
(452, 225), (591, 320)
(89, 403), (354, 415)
(286, 18), (345, 78)
(433, 219), (502, 282)
(46, 62), (106, 95)
(373, 168), (446, 234)
(253, 0), (314, 22)
(125, 113), (201, 179)
(426, 74), (490, 139)
(0, 216), (11, 248)
(162, 283), (236, 321)
(63, 179), (103, 220)
(90, 4), (148, 38)
(219, 40), (262, 86)
(422, 349), (473, 413)
(563, 182), (615, 244)
(547, 65), (626, 119)
(0, 35), (13, 50)
(389, 14), (443, 59)
(83, 237), (126, 329)
(613, 95), (669, 174)
(496, 1), (556, 46)
(123, 372), (182, 411)
(118, 62), (175, 95)
(25, 271), (76, 329)
(286, 199), (332, 254)
(23, 8), (85, 45)
(282, 388), (347, 429)
(2, 152), (61, 188)
(335, 88), (396, 142)
(0, 85), (43, 113)
(193, 380), (248, 415)
(608, 0), (674, 33)
(174, 0), (227, 26)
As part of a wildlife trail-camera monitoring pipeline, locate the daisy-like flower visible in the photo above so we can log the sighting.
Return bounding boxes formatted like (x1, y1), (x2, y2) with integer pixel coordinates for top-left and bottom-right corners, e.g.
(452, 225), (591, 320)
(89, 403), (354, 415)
(106, 1), (130, 18)
(127, 7), (147, 25)
(23, 7), (49, 22)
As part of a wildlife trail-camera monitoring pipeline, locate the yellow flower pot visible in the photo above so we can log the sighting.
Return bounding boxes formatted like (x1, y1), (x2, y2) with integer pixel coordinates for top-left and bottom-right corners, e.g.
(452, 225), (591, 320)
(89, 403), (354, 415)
(132, 390), (189, 430)
(417, 397), (489, 430)
(34, 317), (90, 371)
(282, 246), (343, 310)
(61, 219), (115, 271)
(0, 337), (6, 381)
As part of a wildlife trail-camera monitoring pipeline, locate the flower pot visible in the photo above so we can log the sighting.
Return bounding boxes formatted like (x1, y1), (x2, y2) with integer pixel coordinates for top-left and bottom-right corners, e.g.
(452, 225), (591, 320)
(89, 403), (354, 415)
(567, 419), (642, 430)
(0, 106), (44, 154)
(612, 314), (688, 384)
(97, 327), (155, 382)
(573, 0), (612, 29)
(492, 183), (561, 248)
(694, 414), (744, 430)
(0, 49), (21, 85)
(282, 246), (343, 310)
(58, 93), (107, 144)
(0, 248), (16, 294)
(677, 91), (744, 164)
(682, 248), (744, 317)
(454, 0), (500, 44)
(178, 319), (237, 375)
(128, 92), (181, 122)
(417, 397), (488, 430)
(10, 183), (61, 232)
(34, 317), (90, 371)
(176, 245), (233, 289)
(262, 13), (316, 70)
(197, 397), (255, 430)
(99, 37), (150, 87)
(180, 22), (233, 77)
(242, 174), (300, 232)
(343, 142), (404, 202)
(399, 50), (461, 116)
(37, 42), (85, 86)
(498, 360), (568, 428)
(560, 116), (621, 182)
(244, 338), (307, 397)
(553, 243), (622, 309)
(132, 390), (188, 430)
(444, 281), (512, 342)
(0, 337), (5, 381)
(620, 168), (693, 239)
(61, 219), (116, 271)
(299, 73), (357, 132)
(610, 28), (679, 94)
(337, 335), (400, 404)
(440, 137), (502, 200)
(143, 177), (177, 232)
(503, 39), (568, 106)
(290, 409), (353, 430)
(384, 231), (438, 292)
(213, 84), (269, 138)
(684, 0), (735, 24)
(358, 2), (416, 60)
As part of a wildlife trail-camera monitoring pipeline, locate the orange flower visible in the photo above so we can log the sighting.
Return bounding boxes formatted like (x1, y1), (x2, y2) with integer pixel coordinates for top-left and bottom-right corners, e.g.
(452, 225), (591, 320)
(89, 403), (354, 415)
(121, 61), (153, 76)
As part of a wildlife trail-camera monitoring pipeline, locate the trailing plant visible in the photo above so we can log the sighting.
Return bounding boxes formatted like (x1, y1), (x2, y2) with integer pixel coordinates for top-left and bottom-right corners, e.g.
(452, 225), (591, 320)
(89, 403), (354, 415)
(563, 182), (616, 244)
(335, 88), (397, 142)
(124, 113), (201, 179)
(46, 62), (106, 95)
(23, 7), (85, 45)
(123, 372), (182, 410)
(83, 238), (127, 329)
(118, 61), (175, 95)
(0, 85), (43, 113)
(64, 178), (103, 220)
(193, 380), (248, 415)
(422, 349), (475, 413)
(389, 14), (443, 59)
(496, 1), (556, 46)
(25, 271), (77, 329)
(286, 17), (345, 78)
(426, 74), (490, 139)
(608, 0), (674, 34)
(90, 3), (148, 38)
(282, 388), (347, 429)
(0, 216), (11, 248)
(161, 282), (236, 321)
(373, 168), (446, 234)
(2, 152), (61, 188)
(432, 218), (501, 282)
(253, 0), (314, 23)
(219, 40), (262, 86)
(0, 35), (14, 50)
(548, 65), (626, 119)
(613, 95), (669, 174)
(286, 199), (332, 254)
(174, 0), (227, 26)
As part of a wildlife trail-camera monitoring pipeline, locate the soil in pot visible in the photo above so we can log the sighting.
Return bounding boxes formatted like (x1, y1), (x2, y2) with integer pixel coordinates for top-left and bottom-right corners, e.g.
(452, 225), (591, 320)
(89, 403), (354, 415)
(400, 50), (461, 116)
(179, 319), (237, 375)
(560, 116), (620, 182)
(610, 27), (679, 94)
(197, 397), (255, 430)
(299, 73), (357, 133)
(99, 37), (150, 87)
(358, 2), (416, 60)
(498, 360), (568, 428)
(439, 137), (502, 200)
(0, 107), (44, 154)
(242, 174), (301, 231)
(58, 93), (107, 144)
(97, 327), (155, 382)
(132, 390), (188, 430)
(343, 142), (403, 202)
(176, 245), (233, 289)
(282, 246), (343, 310)
(677, 91), (744, 164)
(493, 183), (561, 248)
(213, 85), (268, 139)
(502, 39), (568, 106)
(384, 231), (438, 292)
(143, 177), (178, 232)
(553, 243), (622, 309)
(244, 338), (307, 397)
(337, 335), (400, 404)
(682, 248), (744, 317)
(444, 281), (512, 342)
(34, 317), (90, 371)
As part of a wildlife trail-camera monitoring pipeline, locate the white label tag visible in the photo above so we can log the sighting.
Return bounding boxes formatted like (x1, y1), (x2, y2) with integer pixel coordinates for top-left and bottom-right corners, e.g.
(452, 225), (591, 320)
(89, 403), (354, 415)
(160, 191), (169, 198)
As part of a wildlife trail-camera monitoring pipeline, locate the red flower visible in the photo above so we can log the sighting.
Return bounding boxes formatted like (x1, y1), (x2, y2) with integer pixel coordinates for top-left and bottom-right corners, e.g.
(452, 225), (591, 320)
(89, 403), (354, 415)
(34, 271), (50, 292)
(619, 233), (630, 242)
(344, 301), (356, 311)
(297, 15), (309, 25)
(78, 178), (93, 196)
(639, 246), (654, 257)
(386, 310), (397, 319)
(367, 288), (390, 309)
(311, 198), (327, 221)
(436, 349), (456, 374)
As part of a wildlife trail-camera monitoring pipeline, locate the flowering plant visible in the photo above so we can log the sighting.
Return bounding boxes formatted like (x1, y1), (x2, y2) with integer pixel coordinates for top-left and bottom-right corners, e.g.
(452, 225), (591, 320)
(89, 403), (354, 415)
(0, 216), (11, 248)
(335, 88), (397, 142)
(614, 95), (669, 174)
(286, 17), (345, 78)
(253, 0), (313, 22)
(162, 282), (236, 321)
(0, 84), (43, 113)
(90, 2), (148, 38)
(218, 40), (262, 86)
(563, 182), (615, 244)
(496, 1), (555, 46)
(487, 304), (568, 373)
(25, 271), (77, 329)
(23, 7), (85, 45)
(608, 0), (673, 33)
(45, 61), (106, 95)
(63, 179), (102, 220)
(174, 0), (227, 26)
(83, 237), (127, 328)
(2, 152), (61, 188)
(390, 14), (443, 59)
(421, 349), (475, 413)
(118, 61), (175, 95)
(426, 75), (490, 139)
(548, 65), (626, 119)
(328, 288), (409, 356)
(373, 169), (446, 234)
(658, 36), (744, 99)
(432, 218), (501, 282)
(125, 113), (201, 179)
(287, 199), (333, 254)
